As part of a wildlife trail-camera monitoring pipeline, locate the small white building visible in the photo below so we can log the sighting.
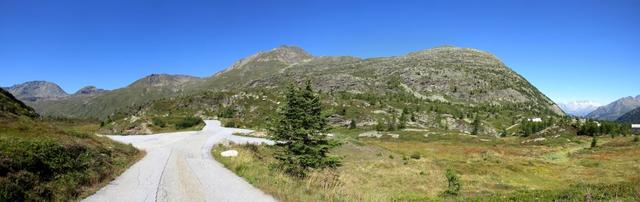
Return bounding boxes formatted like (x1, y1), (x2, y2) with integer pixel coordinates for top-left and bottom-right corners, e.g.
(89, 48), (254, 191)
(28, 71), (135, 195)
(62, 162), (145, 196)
(632, 124), (640, 133)
(528, 118), (542, 122)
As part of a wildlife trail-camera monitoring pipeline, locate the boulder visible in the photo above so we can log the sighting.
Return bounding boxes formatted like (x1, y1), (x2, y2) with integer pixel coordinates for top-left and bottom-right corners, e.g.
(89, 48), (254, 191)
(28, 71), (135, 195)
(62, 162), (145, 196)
(221, 150), (238, 157)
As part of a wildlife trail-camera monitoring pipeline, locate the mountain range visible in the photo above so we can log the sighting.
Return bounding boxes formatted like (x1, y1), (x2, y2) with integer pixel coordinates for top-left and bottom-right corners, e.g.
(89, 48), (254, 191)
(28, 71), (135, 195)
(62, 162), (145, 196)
(586, 95), (640, 121)
(5, 45), (565, 134)
(558, 101), (602, 117)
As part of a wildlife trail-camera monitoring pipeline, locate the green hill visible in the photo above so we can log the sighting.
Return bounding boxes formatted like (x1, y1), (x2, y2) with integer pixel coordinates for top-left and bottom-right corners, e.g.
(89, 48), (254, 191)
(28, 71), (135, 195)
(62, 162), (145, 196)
(0, 88), (139, 201)
(93, 46), (564, 134)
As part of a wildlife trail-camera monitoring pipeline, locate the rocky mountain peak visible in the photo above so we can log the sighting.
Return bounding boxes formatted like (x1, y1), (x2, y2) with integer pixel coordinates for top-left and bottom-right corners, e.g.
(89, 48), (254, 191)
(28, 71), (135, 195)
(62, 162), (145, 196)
(129, 74), (201, 88)
(4, 80), (68, 102)
(260, 45), (313, 64)
(74, 86), (108, 96)
(406, 46), (503, 68)
(223, 45), (313, 73)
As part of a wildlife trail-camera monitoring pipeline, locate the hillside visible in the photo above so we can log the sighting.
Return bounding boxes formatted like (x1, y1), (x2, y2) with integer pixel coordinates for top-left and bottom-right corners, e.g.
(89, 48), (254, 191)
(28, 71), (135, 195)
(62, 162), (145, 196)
(3, 81), (68, 102)
(0, 88), (140, 201)
(194, 46), (563, 116)
(95, 45), (565, 135)
(0, 88), (39, 119)
(617, 106), (640, 123)
(586, 95), (640, 121)
(29, 74), (201, 119)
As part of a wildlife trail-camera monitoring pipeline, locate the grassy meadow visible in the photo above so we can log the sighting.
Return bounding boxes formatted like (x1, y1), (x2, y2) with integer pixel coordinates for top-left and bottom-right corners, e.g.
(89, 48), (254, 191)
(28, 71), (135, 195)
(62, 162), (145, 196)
(213, 128), (640, 201)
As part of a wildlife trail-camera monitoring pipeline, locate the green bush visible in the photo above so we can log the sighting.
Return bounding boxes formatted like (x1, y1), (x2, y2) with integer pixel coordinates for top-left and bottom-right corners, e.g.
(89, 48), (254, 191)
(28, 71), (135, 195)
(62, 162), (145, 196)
(223, 119), (241, 128)
(152, 117), (166, 128)
(410, 152), (421, 159)
(0, 137), (137, 201)
(175, 116), (203, 129)
(441, 169), (461, 197)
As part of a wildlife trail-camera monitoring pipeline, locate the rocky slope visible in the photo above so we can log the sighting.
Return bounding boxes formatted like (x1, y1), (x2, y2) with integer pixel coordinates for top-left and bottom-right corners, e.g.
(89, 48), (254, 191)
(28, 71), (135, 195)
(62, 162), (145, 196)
(93, 45), (565, 135)
(11, 46), (564, 135)
(616, 106), (640, 123)
(3, 81), (68, 102)
(195, 45), (563, 115)
(74, 86), (109, 96)
(586, 95), (640, 121)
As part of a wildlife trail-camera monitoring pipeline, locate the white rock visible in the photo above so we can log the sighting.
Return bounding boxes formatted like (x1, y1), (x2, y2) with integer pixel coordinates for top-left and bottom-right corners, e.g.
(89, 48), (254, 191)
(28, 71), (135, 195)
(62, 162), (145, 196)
(221, 150), (238, 157)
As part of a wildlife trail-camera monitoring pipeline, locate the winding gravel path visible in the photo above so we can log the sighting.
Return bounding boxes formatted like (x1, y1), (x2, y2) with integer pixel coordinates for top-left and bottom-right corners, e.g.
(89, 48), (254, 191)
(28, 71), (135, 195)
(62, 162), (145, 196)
(83, 120), (276, 202)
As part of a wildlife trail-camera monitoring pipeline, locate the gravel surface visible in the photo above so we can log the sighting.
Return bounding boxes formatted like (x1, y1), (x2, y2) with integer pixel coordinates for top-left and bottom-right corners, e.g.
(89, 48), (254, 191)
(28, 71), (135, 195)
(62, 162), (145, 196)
(83, 120), (276, 202)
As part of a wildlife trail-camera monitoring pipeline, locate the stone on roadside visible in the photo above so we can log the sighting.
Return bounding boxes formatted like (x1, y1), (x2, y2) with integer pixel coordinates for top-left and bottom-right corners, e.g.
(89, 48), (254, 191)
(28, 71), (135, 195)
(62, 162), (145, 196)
(221, 150), (238, 157)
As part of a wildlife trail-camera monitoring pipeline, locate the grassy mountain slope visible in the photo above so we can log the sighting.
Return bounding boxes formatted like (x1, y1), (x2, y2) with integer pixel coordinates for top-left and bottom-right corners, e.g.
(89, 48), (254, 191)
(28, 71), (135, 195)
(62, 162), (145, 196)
(30, 74), (201, 119)
(0, 88), (39, 119)
(617, 106), (640, 123)
(101, 46), (564, 135)
(0, 88), (140, 201)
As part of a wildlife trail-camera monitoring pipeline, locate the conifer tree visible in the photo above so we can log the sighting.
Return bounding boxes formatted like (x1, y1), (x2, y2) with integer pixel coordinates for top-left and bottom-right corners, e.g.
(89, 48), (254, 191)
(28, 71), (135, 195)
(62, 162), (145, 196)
(270, 81), (341, 178)
(471, 114), (481, 135)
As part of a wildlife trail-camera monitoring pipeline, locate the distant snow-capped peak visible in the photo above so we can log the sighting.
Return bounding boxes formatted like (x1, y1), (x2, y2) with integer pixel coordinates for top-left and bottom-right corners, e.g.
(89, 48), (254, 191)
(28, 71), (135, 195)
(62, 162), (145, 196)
(559, 100), (602, 117)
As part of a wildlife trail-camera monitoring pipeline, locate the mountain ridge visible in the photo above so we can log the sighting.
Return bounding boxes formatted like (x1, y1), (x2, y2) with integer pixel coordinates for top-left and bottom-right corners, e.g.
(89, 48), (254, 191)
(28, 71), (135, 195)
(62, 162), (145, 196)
(9, 45), (564, 121)
(586, 95), (640, 121)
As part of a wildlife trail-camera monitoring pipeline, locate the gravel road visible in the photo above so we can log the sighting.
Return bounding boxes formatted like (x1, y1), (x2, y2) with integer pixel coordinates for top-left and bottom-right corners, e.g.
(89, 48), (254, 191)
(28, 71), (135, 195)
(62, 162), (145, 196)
(83, 120), (276, 202)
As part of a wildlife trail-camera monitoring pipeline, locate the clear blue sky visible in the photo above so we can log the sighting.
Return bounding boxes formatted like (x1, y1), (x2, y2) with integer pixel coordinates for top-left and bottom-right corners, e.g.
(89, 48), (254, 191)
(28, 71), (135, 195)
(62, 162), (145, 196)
(1, 0), (638, 104)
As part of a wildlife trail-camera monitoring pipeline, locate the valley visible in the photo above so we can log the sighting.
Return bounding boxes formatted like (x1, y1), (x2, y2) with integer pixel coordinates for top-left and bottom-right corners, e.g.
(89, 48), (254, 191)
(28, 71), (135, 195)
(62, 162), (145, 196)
(2, 46), (639, 201)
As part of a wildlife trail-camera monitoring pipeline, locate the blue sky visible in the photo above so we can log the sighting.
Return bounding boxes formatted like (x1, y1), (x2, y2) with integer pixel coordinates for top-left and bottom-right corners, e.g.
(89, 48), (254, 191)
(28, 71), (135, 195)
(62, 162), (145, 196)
(1, 0), (638, 104)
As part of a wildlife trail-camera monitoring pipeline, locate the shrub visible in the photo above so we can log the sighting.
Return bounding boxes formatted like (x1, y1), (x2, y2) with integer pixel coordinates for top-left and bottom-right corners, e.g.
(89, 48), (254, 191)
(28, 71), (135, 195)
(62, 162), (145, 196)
(633, 135), (639, 143)
(441, 169), (461, 197)
(349, 119), (357, 129)
(218, 107), (236, 118)
(591, 135), (598, 148)
(375, 119), (385, 131)
(176, 116), (203, 129)
(224, 119), (241, 128)
(0, 137), (138, 201)
(152, 117), (166, 128)
(410, 152), (421, 159)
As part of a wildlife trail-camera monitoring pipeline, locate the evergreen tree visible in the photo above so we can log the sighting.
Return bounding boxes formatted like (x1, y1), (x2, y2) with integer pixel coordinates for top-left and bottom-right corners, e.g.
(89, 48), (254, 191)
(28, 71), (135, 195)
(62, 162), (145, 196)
(270, 81), (341, 178)
(591, 135), (598, 148)
(399, 107), (409, 129)
(375, 118), (385, 131)
(387, 114), (398, 131)
(471, 115), (481, 135)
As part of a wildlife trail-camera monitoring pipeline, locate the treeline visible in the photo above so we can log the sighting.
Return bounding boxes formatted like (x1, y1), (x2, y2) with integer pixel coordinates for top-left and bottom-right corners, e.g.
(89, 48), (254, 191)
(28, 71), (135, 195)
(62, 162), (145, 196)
(520, 117), (555, 137)
(576, 119), (631, 136)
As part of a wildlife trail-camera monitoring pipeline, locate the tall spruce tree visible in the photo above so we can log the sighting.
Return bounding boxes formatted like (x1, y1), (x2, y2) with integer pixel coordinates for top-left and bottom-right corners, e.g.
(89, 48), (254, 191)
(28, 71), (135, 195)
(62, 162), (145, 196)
(472, 114), (481, 135)
(270, 81), (341, 178)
